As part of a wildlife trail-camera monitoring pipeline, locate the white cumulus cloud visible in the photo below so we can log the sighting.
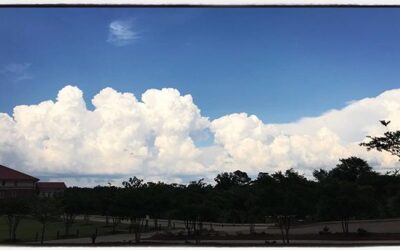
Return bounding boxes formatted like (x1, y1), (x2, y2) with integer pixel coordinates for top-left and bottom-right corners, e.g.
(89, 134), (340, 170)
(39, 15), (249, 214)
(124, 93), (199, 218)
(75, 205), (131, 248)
(210, 89), (400, 175)
(0, 86), (399, 186)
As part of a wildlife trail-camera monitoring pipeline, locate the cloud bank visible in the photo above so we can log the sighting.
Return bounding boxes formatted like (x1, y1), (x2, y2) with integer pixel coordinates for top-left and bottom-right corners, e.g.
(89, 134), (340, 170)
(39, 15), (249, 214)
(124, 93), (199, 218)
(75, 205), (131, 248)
(0, 85), (399, 186)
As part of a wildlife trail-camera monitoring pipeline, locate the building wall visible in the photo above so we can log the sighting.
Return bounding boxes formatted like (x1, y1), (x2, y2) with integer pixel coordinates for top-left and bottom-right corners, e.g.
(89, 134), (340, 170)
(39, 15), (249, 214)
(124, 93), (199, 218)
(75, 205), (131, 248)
(0, 180), (36, 188)
(39, 189), (64, 198)
(0, 180), (37, 199)
(0, 189), (35, 199)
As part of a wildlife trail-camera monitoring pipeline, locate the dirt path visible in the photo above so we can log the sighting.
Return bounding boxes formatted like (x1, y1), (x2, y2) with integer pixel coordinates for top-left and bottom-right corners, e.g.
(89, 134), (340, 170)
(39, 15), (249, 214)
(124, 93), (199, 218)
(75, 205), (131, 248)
(43, 230), (164, 244)
(144, 239), (400, 246)
(41, 216), (400, 245)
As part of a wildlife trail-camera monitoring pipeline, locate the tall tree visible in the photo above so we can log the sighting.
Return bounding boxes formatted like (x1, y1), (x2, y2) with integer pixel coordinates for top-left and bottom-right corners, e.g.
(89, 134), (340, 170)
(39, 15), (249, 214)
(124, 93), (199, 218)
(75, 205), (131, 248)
(120, 178), (147, 243)
(330, 157), (376, 183)
(360, 120), (400, 160)
(214, 170), (251, 189)
(62, 189), (82, 236)
(314, 157), (378, 233)
(31, 197), (61, 244)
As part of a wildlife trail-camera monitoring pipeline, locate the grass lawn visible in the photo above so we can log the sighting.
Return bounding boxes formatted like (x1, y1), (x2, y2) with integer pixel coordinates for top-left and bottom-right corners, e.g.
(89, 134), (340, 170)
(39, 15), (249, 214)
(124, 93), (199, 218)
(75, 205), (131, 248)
(0, 216), (131, 243)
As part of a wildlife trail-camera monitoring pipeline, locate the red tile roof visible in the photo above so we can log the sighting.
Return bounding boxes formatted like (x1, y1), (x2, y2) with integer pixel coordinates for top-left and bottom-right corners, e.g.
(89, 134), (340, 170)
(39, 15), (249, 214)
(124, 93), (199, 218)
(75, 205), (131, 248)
(37, 182), (67, 189)
(0, 165), (39, 181)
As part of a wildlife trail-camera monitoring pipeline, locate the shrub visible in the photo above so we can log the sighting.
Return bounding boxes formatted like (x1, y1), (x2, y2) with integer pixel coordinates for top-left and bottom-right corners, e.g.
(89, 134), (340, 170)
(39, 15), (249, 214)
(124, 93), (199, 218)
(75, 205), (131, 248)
(319, 226), (331, 235)
(357, 228), (368, 236)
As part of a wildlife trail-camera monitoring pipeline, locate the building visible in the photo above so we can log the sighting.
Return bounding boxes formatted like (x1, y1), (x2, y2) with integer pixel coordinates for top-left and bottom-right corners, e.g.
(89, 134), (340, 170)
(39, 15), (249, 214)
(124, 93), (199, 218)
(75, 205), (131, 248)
(37, 182), (67, 198)
(0, 164), (39, 199)
(0, 164), (66, 199)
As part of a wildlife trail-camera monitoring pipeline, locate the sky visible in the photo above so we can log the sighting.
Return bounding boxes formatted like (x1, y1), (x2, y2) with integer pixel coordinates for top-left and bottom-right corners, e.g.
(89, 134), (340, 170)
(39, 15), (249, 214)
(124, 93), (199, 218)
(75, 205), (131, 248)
(1, 8), (400, 186)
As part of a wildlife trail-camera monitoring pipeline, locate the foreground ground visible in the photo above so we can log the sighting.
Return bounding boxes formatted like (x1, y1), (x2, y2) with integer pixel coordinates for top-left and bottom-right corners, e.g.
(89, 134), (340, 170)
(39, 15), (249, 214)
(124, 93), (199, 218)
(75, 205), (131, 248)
(0, 216), (142, 243)
(3, 216), (400, 246)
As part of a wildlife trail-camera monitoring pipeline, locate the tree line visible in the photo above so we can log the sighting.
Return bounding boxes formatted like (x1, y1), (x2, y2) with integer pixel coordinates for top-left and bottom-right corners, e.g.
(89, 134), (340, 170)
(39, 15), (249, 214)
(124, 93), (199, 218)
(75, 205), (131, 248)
(2, 156), (400, 243)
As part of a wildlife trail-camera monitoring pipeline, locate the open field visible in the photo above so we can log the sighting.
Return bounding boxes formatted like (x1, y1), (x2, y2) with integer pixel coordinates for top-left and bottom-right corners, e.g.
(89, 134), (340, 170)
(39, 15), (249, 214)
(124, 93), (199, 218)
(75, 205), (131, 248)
(4, 215), (400, 246)
(88, 215), (400, 235)
(0, 216), (132, 243)
(25, 216), (400, 246)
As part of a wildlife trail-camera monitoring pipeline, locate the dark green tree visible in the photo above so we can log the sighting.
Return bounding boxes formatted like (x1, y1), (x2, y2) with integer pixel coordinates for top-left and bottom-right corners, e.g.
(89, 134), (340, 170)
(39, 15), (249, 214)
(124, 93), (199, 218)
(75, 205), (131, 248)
(214, 170), (251, 189)
(314, 157), (378, 233)
(31, 197), (61, 244)
(360, 120), (400, 160)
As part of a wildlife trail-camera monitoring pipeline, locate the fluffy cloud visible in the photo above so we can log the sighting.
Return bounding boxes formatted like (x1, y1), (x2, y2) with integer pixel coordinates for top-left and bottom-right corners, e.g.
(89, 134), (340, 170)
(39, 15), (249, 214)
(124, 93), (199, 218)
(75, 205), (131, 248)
(0, 86), (399, 186)
(210, 89), (400, 175)
(107, 19), (138, 47)
(0, 86), (210, 184)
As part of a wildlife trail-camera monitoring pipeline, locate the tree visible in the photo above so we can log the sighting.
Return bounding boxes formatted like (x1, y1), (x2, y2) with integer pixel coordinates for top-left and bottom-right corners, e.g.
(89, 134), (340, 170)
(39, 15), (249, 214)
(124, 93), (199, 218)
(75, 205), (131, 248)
(120, 179), (147, 243)
(108, 193), (125, 234)
(62, 189), (81, 236)
(360, 120), (400, 160)
(314, 157), (379, 233)
(275, 215), (294, 244)
(313, 169), (329, 182)
(31, 197), (61, 244)
(271, 169), (315, 244)
(214, 170), (251, 189)
(0, 197), (30, 242)
(122, 176), (144, 189)
(97, 186), (115, 226)
(330, 157), (375, 183)
(171, 179), (214, 244)
(316, 182), (358, 234)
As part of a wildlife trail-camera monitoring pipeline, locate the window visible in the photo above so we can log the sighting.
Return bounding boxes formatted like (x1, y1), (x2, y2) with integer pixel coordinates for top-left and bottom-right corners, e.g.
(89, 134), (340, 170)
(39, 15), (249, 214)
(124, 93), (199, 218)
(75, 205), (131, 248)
(14, 181), (18, 187)
(1, 181), (5, 186)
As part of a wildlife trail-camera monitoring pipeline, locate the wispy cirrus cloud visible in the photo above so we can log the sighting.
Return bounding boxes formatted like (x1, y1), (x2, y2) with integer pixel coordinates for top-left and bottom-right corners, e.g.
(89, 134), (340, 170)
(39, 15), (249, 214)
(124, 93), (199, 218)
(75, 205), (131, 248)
(107, 19), (139, 47)
(0, 63), (33, 82)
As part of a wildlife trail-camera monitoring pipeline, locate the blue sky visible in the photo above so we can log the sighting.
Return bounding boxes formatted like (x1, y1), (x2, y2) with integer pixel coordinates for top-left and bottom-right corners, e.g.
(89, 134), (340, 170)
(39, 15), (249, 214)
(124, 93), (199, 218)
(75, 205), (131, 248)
(1, 8), (400, 123)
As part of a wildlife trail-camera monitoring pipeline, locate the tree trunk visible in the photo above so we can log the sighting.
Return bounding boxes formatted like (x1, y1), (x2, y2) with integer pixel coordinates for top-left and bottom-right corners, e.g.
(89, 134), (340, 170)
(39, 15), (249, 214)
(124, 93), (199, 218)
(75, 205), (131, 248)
(133, 218), (144, 243)
(7, 215), (12, 241)
(277, 215), (291, 245)
(341, 216), (349, 234)
(154, 218), (158, 230)
(184, 220), (192, 241)
(63, 214), (75, 236)
(84, 214), (90, 225)
(193, 220), (199, 244)
(168, 217), (172, 230)
(279, 225), (285, 244)
(12, 216), (20, 242)
(41, 222), (46, 244)
(285, 227), (290, 244)
(111, 217), (121, 234)
(65, 222), (70, 236)
(249, 223), (255, 234)
(284, 216), (291, 244)
(277, 217), (285, 244)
